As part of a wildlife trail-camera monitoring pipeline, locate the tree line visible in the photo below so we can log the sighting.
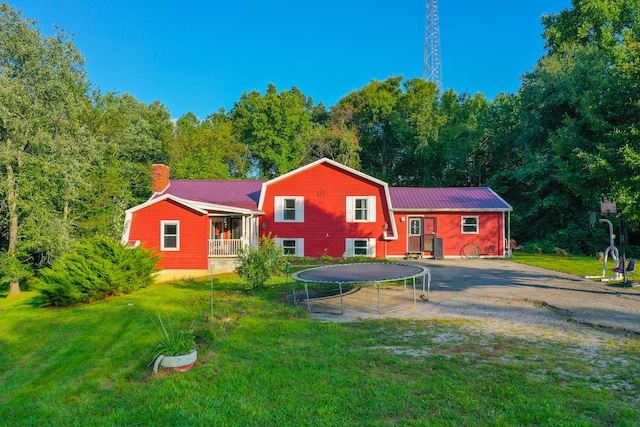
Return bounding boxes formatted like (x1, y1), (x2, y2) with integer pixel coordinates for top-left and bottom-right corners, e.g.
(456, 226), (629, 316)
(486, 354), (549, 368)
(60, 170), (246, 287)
(2, 0), (639, 295)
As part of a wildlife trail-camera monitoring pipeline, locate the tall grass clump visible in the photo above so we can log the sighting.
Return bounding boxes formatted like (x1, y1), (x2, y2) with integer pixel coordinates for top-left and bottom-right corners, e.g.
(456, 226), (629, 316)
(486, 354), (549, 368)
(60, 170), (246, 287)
(150, 315), (196, 361)
(33, 237), (161, 306)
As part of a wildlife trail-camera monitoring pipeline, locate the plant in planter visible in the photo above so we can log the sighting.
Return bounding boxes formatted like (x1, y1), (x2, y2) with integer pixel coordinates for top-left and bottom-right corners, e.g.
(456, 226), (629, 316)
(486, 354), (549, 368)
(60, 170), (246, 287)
(151, 316), (197, 374)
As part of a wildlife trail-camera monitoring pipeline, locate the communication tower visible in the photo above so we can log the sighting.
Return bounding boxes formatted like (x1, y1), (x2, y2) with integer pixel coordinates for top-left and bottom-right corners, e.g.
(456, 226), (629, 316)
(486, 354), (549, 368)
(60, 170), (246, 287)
(424, 0), (442, 89)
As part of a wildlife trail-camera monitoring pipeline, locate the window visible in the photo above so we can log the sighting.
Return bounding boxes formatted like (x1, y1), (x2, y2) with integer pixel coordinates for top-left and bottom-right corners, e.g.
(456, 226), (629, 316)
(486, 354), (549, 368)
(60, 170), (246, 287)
(275, 238), (304, 257)
(281, 239), (297, 255)
(345, 238), (376, 257)
(355, 198), (367, 221)
(409, 218), (422, 236)
(283, 199), (296, 221)
(461, 216), (479, 234)
(274, 196), (304, 222)
(346, 196), (376, 222)
(161, 221), (180, 250)
(353, 239), (368, 255)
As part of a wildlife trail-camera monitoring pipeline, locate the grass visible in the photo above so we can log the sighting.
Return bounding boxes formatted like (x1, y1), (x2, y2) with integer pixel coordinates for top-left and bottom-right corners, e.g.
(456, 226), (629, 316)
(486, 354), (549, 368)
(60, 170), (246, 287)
(1, 268), (639, 426)
(510, 252), (638, 282)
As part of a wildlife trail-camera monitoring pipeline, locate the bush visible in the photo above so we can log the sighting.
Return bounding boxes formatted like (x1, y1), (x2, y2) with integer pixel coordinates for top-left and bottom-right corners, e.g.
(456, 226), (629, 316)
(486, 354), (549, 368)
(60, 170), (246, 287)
(33, 237), (161, 306)
(235, 234), (286, 289)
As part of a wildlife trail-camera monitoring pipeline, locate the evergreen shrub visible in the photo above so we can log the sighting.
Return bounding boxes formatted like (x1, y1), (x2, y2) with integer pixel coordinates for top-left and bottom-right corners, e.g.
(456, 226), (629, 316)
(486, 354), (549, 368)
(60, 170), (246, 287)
(34, 237), (161, 306)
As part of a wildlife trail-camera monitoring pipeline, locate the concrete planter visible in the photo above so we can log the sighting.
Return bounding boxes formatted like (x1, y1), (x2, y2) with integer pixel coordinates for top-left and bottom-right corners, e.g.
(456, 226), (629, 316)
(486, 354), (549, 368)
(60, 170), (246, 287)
(153, 349), (197, 374)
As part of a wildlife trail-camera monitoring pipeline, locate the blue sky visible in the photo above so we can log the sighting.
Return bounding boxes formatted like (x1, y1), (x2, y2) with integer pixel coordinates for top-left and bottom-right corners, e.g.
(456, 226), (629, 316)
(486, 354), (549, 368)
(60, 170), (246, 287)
(12, 0), (572, 119)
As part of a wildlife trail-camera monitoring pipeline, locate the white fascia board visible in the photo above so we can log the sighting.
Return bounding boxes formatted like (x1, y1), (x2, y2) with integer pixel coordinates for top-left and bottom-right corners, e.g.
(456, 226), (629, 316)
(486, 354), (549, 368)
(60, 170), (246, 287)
(382, 185), (398, 239)
(258, 158), (390, 210)
(125, 194), (208, 215)
(121, 210), (133, 244)
(487, 188), (513, 210)
(188, 201), (259, 215)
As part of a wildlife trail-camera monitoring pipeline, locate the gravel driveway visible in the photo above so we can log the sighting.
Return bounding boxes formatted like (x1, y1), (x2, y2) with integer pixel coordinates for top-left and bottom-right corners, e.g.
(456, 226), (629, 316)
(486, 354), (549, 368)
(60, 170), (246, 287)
(308, 259), (640, 341)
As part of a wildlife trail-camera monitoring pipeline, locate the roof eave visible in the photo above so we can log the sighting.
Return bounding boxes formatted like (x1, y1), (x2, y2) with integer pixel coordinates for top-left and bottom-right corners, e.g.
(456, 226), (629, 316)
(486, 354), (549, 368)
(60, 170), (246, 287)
(392, 207), (513, 213)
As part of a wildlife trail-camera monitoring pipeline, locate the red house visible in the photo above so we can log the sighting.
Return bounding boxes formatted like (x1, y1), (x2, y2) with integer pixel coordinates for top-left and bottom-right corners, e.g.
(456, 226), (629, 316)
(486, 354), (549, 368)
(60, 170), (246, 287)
(123, 158), (512, 279)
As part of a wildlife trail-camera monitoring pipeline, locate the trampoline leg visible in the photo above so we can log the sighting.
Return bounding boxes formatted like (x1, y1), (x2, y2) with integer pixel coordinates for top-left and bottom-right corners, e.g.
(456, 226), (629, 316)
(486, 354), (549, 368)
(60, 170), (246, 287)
(426, 272), (431, 301)
(377, 281), (381, 313)
(292, 279), (297, 305)
(412, 276), (417, 309)
(339, 282), (344, 315)
(304, 283), (312, 311)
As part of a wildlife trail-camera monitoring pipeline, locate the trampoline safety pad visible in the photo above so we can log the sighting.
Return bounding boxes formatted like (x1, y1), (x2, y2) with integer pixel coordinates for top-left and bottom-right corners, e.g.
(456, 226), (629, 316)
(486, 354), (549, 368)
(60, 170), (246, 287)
(291, 263), (431, 315)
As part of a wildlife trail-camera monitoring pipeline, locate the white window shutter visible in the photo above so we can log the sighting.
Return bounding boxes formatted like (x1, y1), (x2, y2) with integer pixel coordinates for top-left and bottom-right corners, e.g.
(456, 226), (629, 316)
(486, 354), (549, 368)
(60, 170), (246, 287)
(368, 238), (376, 257)
(297, 238), (304, 257)
(368, 196), (376, 222)
(345, 238), (354, 257)
(274, 237), (283, 247)
(296, 196), (304, 222)
(346, 197), (354, 222)
(274, 196), (283, 222)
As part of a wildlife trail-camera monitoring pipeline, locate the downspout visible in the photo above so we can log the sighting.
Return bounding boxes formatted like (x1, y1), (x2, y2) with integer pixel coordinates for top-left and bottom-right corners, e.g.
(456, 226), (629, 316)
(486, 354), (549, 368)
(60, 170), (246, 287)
(507, 211), (511, 258)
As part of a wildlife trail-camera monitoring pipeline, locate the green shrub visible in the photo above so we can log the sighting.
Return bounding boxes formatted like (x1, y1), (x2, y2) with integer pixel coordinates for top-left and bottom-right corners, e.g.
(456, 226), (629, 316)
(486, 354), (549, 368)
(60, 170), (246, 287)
(235, 234), (286, 289)
(320, 253), (333, 262)
(33, 237), (161, 306)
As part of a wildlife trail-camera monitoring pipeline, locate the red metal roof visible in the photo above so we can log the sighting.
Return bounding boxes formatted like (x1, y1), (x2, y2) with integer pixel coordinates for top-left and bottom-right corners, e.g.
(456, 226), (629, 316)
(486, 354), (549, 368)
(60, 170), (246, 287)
(389, 187), (512, 211)
(154, 180), (510, 212)
(158, 180), (264, 210)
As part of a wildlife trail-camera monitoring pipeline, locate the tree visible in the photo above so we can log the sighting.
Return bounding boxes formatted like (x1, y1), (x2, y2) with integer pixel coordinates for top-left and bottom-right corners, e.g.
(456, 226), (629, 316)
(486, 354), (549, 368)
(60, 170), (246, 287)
(485, 0), (640, 249)
(334, 77), (407, 183)
(539, 0), (640, 221)
(77, 92), (172, 239)
(165, 109), (249, 180)
(0, 4), (95, 295)
(231, 84), (316, 178)
(304, 103), (361, 169)
(418, 90), (488, 187)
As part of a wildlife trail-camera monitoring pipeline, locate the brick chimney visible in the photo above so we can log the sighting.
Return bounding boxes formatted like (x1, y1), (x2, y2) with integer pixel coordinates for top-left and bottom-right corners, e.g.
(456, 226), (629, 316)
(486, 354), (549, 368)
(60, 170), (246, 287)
(151, 164), (170, 194)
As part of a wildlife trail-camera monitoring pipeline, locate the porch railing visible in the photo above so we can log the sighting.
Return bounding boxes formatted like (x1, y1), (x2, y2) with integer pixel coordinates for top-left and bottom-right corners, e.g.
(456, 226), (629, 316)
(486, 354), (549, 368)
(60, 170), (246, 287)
(208, 239), (246, 257)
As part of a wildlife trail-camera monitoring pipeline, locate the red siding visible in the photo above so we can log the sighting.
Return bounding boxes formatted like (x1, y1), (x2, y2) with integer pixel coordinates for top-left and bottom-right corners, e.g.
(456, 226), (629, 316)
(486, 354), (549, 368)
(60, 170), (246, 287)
(387, 211), (505, 258)
(261, 162), (391, 258)
(128, 199), (209, 269)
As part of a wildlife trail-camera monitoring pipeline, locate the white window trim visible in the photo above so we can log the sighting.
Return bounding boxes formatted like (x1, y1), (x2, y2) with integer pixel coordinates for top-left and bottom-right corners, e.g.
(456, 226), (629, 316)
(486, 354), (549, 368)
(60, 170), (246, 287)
(274, 238), (304, 257)
(346, 196), (376, 223)
(161, 220), (180, 251)
(345, 238), (376, 257)
(274, 196), (304, 222)
(461, 216), (479, 234)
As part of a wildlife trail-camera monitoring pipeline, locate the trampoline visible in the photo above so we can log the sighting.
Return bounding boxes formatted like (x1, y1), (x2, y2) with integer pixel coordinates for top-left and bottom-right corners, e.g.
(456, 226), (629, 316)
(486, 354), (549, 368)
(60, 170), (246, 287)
(291, 263), (431, 315)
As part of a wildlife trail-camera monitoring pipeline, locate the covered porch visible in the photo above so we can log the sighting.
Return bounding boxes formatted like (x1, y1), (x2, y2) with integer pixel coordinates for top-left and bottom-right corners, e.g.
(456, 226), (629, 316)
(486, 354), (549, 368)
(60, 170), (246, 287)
(208, 214), (259, 257)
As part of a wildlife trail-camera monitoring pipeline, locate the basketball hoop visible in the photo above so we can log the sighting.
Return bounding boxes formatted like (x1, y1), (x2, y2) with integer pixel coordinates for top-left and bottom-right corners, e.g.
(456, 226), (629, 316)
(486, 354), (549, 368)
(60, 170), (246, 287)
(600, 198), (617, 216)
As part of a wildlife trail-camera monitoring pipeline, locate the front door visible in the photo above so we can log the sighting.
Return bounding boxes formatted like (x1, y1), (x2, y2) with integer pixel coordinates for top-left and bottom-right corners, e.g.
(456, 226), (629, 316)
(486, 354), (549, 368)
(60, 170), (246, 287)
(423, 217), (437, 252)
(408, 217), (437, 253)
(408, 218), (423, 253)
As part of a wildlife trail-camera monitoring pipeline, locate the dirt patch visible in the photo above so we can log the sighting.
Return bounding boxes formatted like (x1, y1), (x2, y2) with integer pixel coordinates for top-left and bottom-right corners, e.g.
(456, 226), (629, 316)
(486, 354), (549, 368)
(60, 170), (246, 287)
(306, 260), (640, 345)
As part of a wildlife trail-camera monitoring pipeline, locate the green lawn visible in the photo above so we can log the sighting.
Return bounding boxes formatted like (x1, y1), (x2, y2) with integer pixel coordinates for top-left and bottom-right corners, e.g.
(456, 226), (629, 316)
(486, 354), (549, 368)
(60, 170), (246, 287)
(510, 252), (638, 282)
(1, 268), (639, 426)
